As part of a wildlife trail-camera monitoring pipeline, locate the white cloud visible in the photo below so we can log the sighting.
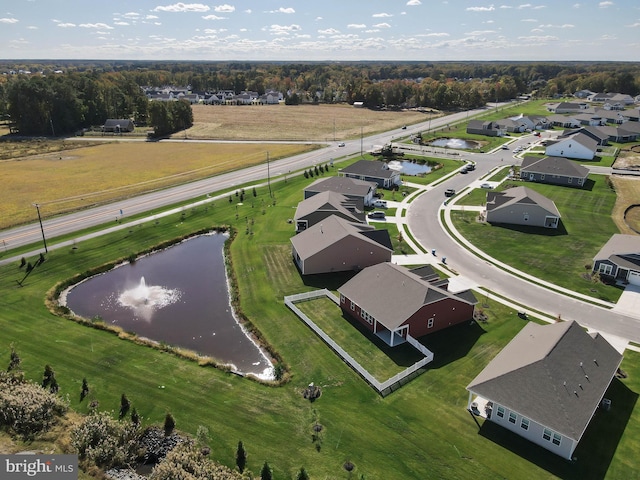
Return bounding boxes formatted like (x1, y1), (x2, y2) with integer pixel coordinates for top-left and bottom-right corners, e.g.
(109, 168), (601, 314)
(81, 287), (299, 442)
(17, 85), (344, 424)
(244, 9), (252, 14)
(626, 22), (640, 27)
(0, 17), (18, 24)
(80, 23), (114, 29)
(146, 15), (159, 19)
(114, 21), (130, 26)
(373, 23), (391, 28)
(466, 30), (496, 35)
(499, 5), (513, 8)
(601, 34), (617, 39)
(153, 3), (210, 12)
(521, 18), (537, 22)
(57, 23), (76, 28)
(467, 5), (495, 12)
(599, 1), (613, 7)
(318, 28), (340, 35)
(27, 25), (38, 30)
(573, 3), (582, 7)
(202, 14), (225, 20)
(538, 23), (575, 28)
(373, 13), (392, 18)
(425, 32), (450, 37)
(214, 4), (235, 12)
(406, 0), (421, 5)
(123, 12), (140, 18)
(315, 16), (322, 20)
(273, 7), (295, 14)
(348, 23), (367, 29)
(518, 3), (532, 8)
(267, 24), (301, 35)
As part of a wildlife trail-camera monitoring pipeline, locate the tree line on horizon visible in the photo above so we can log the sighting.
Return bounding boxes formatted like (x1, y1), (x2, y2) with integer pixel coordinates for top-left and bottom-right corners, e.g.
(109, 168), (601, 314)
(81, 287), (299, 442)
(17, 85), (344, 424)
(0, 60), (638, 136)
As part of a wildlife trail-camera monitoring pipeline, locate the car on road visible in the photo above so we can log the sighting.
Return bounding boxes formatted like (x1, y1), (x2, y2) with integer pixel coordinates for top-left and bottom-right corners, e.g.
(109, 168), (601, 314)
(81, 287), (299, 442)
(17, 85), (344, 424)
(444, 189), (456, 197)
(501, 145), (509, 150)
(338, 142), (346, 147)
(401, 125), (407, 130)
(466, 164), (475, 171)
(480, 183), (493, 189)
(368, 211), (386, 219)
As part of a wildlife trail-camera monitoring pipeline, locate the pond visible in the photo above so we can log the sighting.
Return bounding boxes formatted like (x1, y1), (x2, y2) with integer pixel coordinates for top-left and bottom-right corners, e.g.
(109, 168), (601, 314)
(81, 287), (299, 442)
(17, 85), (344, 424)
(61, 233), (273, 378)
(430, 138), (480, 149)
(387, 160), (432, 176)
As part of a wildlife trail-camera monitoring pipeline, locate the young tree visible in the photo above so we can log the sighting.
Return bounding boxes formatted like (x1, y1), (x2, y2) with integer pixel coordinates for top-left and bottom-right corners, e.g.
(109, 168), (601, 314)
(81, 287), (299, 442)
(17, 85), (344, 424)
(119, 393), (131, 419)
(296, 467), (310, 480)
(164, 412), (175, 436)
(80, 378), (89, 401)
(8, 347), (21, 372)
(260, 461), (273, 480)
(49, 375), (59, 394)
(42, 364), (54, 388)
(235, 440), (247, 473)
(130, 407), (140, 426)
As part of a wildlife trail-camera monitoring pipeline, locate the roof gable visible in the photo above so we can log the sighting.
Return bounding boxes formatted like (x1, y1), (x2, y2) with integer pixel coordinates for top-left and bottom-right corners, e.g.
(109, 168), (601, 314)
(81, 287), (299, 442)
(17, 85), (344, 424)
(467, 321), (622, 439)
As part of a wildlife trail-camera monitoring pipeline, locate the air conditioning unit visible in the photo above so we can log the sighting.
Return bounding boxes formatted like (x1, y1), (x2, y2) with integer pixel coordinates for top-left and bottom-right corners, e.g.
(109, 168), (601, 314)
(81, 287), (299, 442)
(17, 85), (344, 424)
(601, 398), (612, 411)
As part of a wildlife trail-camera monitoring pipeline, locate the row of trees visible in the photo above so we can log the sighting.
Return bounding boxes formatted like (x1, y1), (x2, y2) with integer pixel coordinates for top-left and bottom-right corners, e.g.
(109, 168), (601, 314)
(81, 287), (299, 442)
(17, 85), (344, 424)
(1, 60), (639, 135)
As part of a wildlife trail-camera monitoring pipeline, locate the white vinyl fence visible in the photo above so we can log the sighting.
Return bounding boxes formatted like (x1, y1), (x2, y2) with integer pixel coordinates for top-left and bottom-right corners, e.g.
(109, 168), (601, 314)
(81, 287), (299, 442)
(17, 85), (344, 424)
(284, 289), (434, 396)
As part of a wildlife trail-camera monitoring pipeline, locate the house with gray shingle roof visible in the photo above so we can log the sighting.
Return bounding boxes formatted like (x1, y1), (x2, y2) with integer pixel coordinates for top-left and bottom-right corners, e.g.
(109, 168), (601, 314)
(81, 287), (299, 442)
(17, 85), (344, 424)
(339, 159), (402, 189)
(290, 215), (392, 275)
(520, 156), (589, 188)
(545, 132), (598, 160)
(485, 186), (561, 229)
(304, 176), (377, 209)
(467, 320), (622, 460)
(338, 262), (477, 346)
(592, 234), (640, 286)
(293, 191), (365, 233)
(466, 119), (504, 137)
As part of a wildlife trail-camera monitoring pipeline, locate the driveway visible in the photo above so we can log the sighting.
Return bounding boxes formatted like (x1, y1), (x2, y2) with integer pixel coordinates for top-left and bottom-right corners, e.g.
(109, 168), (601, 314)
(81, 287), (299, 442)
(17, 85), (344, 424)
(613, 284), (640, 317)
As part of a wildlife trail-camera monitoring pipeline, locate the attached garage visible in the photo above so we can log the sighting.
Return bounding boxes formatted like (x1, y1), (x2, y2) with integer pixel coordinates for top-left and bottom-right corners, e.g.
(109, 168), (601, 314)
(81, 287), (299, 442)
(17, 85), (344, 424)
(628, 270), (640, 286)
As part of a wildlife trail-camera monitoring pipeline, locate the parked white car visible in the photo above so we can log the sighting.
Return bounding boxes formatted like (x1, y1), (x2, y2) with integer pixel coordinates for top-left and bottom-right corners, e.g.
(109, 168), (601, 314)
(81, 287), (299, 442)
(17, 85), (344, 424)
(372, 199), (388, 208)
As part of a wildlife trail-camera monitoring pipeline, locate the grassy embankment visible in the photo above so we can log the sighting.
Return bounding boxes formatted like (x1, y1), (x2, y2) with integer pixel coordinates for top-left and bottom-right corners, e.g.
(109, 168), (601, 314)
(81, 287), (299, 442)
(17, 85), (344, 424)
(1, 163), (639, 479)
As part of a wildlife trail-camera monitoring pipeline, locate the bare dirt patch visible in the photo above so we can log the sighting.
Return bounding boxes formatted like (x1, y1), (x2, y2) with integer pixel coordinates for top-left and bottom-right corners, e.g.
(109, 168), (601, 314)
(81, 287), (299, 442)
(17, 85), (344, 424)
(611, 175), (640, 234)
(613, 148), (640, 170)
(182, 103), (429, 142)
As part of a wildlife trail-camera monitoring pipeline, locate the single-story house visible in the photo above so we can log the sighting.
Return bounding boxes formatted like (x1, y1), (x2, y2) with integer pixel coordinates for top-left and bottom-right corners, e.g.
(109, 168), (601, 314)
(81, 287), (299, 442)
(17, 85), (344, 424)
(304, 176), (377, 209)
(338, 262), (477, 346)
(102, 119), (135, 133)
(293, 191), (365, 233)
(339, 159), (402, 189)
(589, 92), (635, 105)
(598, 123), (640, 143)
(467, 320), (622, 460)
(546, 102), (589, 114)
(520, 156), (589, 188)
(569, 126), (609, 146)
(592, 234), (640, 286)
(466, 120), (504, 137)
(290, 215), (392, 275)
(485, 186), (561, 229)
(545, 132), (597, 160)
(547, 114), (581, 129)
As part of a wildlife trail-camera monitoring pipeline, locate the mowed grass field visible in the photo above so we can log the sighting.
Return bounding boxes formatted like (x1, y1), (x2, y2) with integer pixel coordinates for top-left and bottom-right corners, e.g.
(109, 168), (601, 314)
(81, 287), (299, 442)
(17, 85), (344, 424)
(0, 142), (316, 229)
(183, 103), (429, 141)
(2, 168), (639, 479)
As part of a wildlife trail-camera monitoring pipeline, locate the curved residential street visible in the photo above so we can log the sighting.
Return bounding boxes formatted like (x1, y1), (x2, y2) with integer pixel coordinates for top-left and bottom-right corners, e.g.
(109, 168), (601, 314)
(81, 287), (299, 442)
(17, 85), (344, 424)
(2, 105), (639, 348)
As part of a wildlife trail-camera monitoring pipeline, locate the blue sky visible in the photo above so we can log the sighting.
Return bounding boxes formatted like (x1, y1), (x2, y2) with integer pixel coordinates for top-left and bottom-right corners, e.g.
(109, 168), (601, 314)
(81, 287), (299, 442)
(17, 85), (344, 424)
(1, 1), (639, 61)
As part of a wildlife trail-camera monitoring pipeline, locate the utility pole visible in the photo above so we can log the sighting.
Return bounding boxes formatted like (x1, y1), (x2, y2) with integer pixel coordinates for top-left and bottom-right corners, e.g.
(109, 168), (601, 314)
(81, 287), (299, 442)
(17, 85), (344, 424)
(33, 203), (48, 253)
(360, 126), (363, 157)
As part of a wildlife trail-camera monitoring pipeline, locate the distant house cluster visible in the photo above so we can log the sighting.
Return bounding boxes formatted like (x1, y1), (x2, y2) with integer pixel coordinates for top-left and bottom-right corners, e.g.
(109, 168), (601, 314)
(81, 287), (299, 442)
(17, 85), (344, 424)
(142, 86), (283, 105)
(289, 160), (477, 349)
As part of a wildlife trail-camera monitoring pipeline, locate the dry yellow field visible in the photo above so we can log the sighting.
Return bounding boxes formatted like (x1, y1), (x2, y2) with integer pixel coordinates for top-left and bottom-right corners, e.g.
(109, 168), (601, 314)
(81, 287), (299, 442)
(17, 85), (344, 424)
(183, 103), (430, 141)
(0, 142), (315, 228)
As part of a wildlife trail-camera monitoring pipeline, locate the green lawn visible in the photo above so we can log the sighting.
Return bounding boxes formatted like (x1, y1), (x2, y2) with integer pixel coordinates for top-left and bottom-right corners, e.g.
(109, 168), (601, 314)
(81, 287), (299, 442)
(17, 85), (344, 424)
(451, 176), (623, 302)
(1, 161), (638, 478)
(295, 297), (424, 381)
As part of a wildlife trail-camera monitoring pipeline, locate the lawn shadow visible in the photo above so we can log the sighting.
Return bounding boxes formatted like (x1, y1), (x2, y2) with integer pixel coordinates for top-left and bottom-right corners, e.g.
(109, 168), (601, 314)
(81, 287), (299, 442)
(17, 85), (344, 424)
(339, 311), (424, 368)
(477, 378), (637, 480)
(491, 219), (568, 237)
(419, 320), (486, 369)
(301, 270), (357, 291)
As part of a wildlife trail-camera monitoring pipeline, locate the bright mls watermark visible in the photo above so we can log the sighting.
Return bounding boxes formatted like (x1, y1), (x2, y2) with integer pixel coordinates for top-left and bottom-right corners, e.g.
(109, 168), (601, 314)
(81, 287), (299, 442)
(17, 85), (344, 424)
(1, 455), (77, 479)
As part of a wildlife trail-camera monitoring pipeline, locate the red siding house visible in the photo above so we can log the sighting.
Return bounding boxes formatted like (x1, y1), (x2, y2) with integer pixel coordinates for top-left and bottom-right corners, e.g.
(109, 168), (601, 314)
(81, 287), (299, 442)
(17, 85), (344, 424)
(338, 263), (477, 346)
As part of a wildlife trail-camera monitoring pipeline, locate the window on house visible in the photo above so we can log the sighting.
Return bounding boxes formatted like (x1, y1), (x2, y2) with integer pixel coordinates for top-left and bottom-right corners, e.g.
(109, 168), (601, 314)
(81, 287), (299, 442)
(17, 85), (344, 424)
(361, 310), (373, 325)
(598, 263), (613, 276)
(578, 178), (583, 185)
(508, 412), (517, 424)
(568, 177), (573, 183)
(521, 418), (529, 430)
(496, 406), (505, 418)
(543, 428), (552, 441)
(552, 433), (562, 446)
(350, 301), (355, 311)
(541, 174), (545, 180)
(340, 294), (345, 304)
(427, 318), (434, 328)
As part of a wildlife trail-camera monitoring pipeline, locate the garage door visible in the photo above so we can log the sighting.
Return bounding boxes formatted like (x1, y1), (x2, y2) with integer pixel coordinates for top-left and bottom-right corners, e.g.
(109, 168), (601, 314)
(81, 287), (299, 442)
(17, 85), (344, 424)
(629, 270), (640, 286)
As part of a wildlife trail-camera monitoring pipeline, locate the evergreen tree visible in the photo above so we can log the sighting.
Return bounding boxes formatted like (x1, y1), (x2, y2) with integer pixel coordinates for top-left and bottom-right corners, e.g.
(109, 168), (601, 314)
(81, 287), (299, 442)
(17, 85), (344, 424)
(164, 413), (175, 436)
(235, 440), (247, 473)
(80, 378), (89, 401)
(42, 364), (54, 388)
(260, 461), (273, 480)
(7, 347), (21, 372)
(49, 375), (59, 394)
(130, 407), (140, 426)
(296, 467), (310, 480)
(119, 393), (131, 419)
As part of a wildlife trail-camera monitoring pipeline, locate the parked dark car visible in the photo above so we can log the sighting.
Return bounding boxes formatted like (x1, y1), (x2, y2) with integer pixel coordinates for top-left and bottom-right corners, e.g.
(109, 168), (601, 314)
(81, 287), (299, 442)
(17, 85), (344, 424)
(445, 189), (456, 197)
